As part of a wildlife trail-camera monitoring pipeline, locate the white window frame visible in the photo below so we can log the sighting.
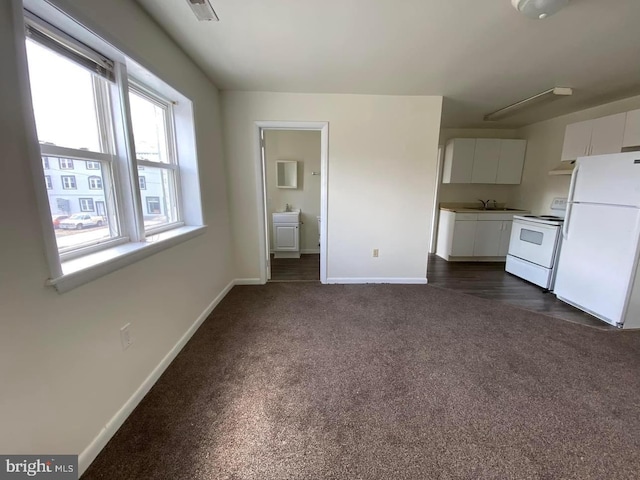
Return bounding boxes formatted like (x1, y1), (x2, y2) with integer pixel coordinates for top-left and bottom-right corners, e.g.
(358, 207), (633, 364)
(86, 160), (100, 170)
(44, 175), (52, 189)
(42, 157), (49, 169)
(17, 0), (206, 293)
(79, 198), (95, 212)
(129, 82), (184, 236)
(138, 176), (146, 189)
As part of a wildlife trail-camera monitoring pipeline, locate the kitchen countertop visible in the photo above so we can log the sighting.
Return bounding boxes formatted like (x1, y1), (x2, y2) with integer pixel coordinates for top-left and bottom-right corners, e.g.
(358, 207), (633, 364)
(439, 202), (529, 214)
(440, 207), (530, 213)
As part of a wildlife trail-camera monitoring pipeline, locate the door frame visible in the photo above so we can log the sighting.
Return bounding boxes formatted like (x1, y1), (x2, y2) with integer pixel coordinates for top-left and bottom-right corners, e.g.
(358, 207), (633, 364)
(254, 121), (329, 283)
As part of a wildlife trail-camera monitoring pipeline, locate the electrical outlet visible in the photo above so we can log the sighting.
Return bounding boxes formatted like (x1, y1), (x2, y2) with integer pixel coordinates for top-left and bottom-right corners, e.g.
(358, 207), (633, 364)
(120, 323), (132, 351)
(373, 248), (379, 258)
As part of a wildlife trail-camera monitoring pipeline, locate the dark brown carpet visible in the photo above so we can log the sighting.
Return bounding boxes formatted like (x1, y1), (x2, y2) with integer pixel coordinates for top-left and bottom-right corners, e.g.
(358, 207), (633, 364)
(82, 284), (640, 479)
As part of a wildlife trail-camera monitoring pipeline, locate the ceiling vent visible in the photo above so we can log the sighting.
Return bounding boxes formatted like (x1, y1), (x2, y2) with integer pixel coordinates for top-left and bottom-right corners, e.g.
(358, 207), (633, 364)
(512, 0), (569, 19)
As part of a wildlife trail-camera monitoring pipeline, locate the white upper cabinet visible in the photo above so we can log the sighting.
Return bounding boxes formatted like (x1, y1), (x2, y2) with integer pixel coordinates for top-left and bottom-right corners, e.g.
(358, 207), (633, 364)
(561, 120), (592, 161)
(471, 139), (501, 183)
(496, 139), (527, 184)
(442, 138), (475, 183)
(443, 138), (526, 184)
(590, 113), (626, 156)
(623, 109), (640, 148)
(561, 112), (628, 161)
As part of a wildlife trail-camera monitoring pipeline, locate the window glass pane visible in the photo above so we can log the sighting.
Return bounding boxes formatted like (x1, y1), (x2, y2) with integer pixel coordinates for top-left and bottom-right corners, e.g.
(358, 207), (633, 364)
(25, 39), (107, 153)
(141, 166), (178, 230)
(46, 157), (119, 252)
(129, 89), (171, 164)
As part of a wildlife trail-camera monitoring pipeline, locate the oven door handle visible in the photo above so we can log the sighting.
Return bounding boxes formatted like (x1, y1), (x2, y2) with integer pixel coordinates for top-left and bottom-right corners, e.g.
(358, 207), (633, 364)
(562, 164), (580, 240)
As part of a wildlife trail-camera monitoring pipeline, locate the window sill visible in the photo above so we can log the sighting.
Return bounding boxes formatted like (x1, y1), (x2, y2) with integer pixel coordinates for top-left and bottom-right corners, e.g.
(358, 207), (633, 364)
(47, 225), (207, 293)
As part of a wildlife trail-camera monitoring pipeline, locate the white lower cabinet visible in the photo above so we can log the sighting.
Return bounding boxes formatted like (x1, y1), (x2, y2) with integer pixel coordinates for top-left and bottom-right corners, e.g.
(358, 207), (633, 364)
(473, 220), (503, 256)
(451, 220), (476, 256)
(498, 221), (512, 257)
(436, 210), (522, 261)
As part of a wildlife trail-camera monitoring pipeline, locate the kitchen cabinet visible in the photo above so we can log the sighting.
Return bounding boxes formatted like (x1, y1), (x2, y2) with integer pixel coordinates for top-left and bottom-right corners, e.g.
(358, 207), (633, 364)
(436, 210), (526, 261)
(442, 138), (475, 183)
(623, 109), (640, 148)
(443, 138), (527, 184)
(471, 139), (501, 184)
(496, 140), (526, 184)
(450, 219), (476, 256)
(473, 220), (502, 256)
(561, 113), (626, 161)
(498, 221), (513, 257)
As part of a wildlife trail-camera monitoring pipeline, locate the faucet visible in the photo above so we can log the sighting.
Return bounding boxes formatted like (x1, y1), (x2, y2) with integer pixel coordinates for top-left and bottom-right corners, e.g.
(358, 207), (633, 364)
(477, 199), (498, 210)
(285, 203), (291, 212)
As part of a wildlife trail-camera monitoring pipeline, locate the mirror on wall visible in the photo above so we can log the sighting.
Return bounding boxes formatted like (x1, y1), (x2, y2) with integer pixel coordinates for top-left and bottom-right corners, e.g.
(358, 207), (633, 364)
(276, 160), (298, 189)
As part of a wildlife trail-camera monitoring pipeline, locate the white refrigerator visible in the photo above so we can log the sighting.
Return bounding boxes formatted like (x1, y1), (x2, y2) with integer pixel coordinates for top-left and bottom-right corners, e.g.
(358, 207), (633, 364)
(554, 152), (640, 328)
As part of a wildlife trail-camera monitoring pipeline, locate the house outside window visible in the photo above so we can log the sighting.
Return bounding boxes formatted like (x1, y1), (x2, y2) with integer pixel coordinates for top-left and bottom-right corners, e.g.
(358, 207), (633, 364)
(79, 198), (95, 212)
(61, 175), (76, 190)
(88, 176), (102, 190)
(59, 158), (74, 169)
(146, 196), (161, 214)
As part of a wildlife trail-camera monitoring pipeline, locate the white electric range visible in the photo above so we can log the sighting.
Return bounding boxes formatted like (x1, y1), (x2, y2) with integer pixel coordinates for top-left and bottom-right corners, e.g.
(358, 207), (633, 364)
(505, 200), (567, 290)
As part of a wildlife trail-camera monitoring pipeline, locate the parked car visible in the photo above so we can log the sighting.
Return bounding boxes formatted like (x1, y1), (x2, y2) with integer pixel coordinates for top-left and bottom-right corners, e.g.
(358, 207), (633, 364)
(52, 214), (69, 229)
(58, 213), (104, 230)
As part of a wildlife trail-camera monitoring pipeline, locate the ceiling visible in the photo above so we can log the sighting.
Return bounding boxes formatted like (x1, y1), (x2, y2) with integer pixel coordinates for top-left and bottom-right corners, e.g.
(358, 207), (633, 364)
(135, 0), (640, 128)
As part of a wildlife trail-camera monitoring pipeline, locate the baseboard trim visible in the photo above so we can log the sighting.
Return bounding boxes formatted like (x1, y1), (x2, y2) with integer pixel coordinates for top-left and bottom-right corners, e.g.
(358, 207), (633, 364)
(326, 277), (428, 285)
(234, 278), (263, 285)
(300, 249), (320, 254)
(78, 279), (236, 476)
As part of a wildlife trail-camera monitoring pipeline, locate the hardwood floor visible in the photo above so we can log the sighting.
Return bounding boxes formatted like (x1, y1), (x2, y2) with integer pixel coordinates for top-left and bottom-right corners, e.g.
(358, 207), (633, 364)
(427, 254), (612, 330)
(270, 254), (320, 282)
(270, 252), (608, 328)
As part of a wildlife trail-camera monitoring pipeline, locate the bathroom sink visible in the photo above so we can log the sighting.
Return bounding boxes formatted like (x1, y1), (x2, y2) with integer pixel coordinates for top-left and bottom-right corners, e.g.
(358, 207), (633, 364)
(273, 210), (300, 223)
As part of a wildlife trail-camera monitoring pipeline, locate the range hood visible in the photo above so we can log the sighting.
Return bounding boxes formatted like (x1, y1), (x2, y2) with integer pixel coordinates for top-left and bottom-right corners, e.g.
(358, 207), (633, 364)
(548, 161), (575, 176)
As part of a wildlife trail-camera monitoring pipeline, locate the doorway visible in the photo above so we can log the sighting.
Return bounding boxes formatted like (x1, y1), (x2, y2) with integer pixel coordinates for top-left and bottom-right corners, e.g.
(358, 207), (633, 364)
(255, 121), (329, 283)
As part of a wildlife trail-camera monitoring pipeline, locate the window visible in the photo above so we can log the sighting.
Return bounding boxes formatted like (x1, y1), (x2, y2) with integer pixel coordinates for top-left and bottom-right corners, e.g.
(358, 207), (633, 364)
(23, 8), (203, 292)
(146, 197), (161, 214)
(79, 198), (95, 212)
(59, 158), (74, 169)
(129, 86), (180, 231)
(61, 175), (76, 190)
(88, 176), (102, 190)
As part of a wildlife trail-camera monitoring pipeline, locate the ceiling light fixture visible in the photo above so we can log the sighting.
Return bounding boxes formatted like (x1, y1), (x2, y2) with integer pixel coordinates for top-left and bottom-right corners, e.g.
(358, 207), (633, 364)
(484, 87), (573, 122)
(511, 0), (569, 20)
(187, 0), (219, 22)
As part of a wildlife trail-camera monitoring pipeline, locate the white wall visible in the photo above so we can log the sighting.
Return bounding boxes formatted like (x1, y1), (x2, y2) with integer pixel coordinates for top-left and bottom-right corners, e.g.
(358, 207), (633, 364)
(222, 92), (442, 282)
(0, 0), (233, 468)
(438, 128), (520, 205)
(265, 130), (321, 253)
(513, 94), (640, 214)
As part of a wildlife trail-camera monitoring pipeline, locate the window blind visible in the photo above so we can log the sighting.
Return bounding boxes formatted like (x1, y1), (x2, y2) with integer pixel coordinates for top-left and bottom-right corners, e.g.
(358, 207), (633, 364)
(24, 10), (115, 82)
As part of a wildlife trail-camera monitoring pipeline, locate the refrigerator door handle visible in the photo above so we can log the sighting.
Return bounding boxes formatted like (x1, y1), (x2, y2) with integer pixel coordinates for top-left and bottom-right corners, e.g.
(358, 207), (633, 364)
(563, 164), (580, 240)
